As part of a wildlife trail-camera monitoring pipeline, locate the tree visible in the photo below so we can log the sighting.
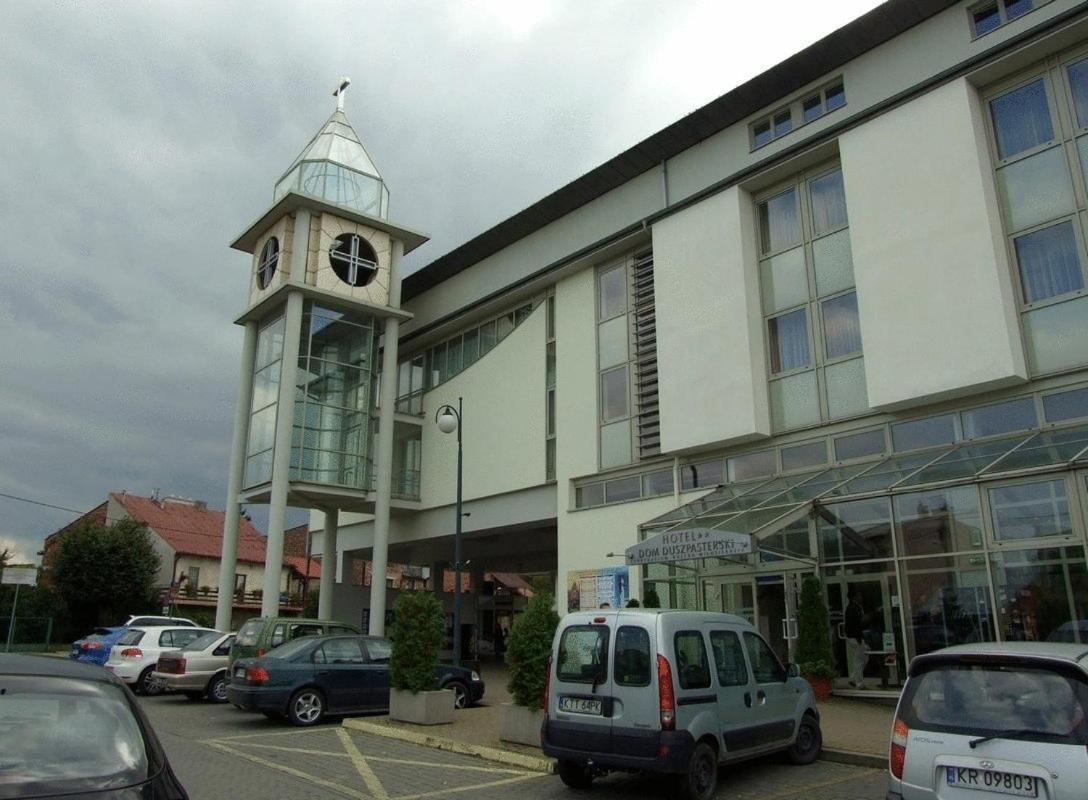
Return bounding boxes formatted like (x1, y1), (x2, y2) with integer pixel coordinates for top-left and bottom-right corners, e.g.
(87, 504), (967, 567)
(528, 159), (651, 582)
(505, 592), (559, 708)
(389, 591), (443, 693)
(304, 587), (319, 618)
(795, 577), (835, 679)
(643, 588), (662, 609)
(50, 518), (161, 634)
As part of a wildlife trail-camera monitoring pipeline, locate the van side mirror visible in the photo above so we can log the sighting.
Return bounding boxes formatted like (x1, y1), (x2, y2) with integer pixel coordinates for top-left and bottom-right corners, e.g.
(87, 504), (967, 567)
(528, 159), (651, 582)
(786, 663), (800, 679)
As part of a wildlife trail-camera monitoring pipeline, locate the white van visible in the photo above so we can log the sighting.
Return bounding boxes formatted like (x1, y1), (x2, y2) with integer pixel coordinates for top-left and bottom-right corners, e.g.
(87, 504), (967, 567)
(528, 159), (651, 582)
(542, 609), (821, 800)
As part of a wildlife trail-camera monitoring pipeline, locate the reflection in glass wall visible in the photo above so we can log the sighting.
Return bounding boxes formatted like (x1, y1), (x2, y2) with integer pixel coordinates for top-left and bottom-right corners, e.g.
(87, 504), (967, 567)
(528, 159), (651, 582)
(817, 497), (893, 562)
(290, 303), (378, 489)
(990, 546), (1088, 643)
(895, 486), (983, 557)
(244, 314), (286, 487)
(902, 555), (993, 655)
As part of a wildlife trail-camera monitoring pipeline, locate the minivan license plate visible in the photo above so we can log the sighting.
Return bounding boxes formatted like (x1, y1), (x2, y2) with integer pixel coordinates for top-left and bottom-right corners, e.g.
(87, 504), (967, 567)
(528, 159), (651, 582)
(946, 767), (1037, 797)
(559, 696), (602, 715)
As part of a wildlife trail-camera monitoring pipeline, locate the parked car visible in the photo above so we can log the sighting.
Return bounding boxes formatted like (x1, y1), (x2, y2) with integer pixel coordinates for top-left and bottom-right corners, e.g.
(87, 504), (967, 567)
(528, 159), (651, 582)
(541, 609), (821, 800)
(0, 653), (188, 798)
(152, 631), (236, 703)
(68, 615), (197, 663)
(227, 634), (485, 726)
(229, 616), (360, 666)
(887, 642), (1088, 800)
(104, 626), (216, 694)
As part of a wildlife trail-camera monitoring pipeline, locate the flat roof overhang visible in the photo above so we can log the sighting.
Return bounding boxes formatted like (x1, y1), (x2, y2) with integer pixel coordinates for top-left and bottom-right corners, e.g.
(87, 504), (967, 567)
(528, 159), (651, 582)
(233, 281), (414, 326)
(240, 481), (420, 514)
(231, 190), (429, 255)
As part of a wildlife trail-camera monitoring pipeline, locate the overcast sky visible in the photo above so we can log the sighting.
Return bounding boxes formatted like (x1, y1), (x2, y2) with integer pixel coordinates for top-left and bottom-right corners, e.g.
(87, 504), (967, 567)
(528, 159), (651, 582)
(0, 0), (884, 564)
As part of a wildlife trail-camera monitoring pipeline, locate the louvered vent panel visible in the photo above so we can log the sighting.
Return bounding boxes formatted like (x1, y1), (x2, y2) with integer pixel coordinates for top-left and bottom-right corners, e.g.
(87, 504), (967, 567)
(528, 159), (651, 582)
(632, 249), (660, 458)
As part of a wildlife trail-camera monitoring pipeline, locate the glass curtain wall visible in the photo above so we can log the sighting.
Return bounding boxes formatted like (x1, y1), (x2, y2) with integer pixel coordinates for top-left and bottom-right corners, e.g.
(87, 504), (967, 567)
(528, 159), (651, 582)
(291, 302), (378, 489)
(244, 314), (286, 487)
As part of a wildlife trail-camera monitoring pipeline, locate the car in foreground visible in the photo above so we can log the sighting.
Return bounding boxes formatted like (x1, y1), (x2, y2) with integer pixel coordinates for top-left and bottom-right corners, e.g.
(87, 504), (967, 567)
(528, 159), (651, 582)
(0, 653), (188, 798)
(153, 630), (236, 703)
(542, 610), (821, 800)
(104, 626), (216, 694)
(888, 642), (1088, 800)
(229, 616), (360, 667)
(227, 634), (485, 725)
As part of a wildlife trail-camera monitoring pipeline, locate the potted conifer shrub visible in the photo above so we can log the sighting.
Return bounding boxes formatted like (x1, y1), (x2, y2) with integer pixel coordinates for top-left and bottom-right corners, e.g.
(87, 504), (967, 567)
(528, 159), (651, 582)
(643, 588), (661, 609)
(500, 592), (559, 746)
(389, 591), (454, 725)
(795, 576), (836, 701)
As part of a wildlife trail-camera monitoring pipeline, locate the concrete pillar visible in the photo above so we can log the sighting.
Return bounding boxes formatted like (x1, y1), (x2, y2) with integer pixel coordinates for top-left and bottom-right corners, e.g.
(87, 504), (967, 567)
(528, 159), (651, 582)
(261, 289), (305, 617)
(318, 508), (338, 619)
(215, 320), (259, 632)
(368, 238), (404, 635)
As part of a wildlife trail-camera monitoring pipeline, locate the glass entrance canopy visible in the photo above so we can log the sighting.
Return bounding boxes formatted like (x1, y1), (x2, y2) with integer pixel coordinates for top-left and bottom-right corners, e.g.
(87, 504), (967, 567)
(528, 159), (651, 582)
(641, 423), (1088, 554)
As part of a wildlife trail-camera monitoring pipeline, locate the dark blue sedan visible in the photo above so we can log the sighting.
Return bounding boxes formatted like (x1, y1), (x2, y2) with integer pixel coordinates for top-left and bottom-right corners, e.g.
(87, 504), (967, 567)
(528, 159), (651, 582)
(227, 634), (485, 726)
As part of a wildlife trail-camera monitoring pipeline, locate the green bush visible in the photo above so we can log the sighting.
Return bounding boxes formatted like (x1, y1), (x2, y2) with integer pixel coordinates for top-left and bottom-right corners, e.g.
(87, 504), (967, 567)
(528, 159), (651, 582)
(505, 593), (559, 708)
(795, 577), (836, 679)
(643, 588), (661, 609)
(389, 591), (443, 693)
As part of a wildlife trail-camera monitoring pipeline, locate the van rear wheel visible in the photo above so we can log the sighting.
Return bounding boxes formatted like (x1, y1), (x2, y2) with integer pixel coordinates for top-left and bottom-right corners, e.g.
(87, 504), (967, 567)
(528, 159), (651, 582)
(787, 715), (822, 765)
(557, 760), (594, 789)
(680, 742), (717, 800)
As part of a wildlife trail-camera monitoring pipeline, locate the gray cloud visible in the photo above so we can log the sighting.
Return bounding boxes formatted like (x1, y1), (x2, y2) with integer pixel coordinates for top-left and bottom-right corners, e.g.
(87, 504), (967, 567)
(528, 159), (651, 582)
(0, 0), (881, 563)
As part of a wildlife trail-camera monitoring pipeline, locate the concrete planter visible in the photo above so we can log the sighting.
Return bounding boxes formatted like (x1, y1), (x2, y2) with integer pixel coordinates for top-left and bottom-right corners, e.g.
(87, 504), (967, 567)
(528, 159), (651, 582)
(500, 703), (546, 747)
(389, 687), (455, 725)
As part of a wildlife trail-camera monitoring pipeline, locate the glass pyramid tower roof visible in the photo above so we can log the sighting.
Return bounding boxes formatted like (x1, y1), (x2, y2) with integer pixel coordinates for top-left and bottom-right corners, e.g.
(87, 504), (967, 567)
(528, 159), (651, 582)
(274, 109), (389, 219)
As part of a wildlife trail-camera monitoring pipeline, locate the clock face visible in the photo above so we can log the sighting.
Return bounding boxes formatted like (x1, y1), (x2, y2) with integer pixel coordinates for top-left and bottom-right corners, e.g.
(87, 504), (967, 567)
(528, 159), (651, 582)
(329, 233), (378, 287)
(257, 237), (279, 289)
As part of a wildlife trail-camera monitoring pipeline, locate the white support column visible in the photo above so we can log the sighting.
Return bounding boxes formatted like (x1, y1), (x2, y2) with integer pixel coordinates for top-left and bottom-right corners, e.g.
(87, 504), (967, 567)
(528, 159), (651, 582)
(261, 289), (305, 617)
(318, 508), (338, 619)
(216, 320), (259, 632)
(368, 238), (404, 636)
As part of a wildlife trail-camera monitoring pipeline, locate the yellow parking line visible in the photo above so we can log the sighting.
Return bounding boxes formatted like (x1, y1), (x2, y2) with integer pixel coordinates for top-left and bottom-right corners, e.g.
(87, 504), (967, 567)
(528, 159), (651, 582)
(203, 726), (334, 743)
(236, 740), (526, 774)
(205, 740), (370, 799)
(757, 767), (882, 800)
(337, 728), (390, 800)
(394, 772), (543, 800)
(229, 742), (352, 758)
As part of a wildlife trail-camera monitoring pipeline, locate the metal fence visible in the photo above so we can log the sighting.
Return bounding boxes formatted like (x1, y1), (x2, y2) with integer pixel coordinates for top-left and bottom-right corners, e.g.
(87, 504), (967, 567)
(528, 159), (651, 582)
(1, 616), (54, 652)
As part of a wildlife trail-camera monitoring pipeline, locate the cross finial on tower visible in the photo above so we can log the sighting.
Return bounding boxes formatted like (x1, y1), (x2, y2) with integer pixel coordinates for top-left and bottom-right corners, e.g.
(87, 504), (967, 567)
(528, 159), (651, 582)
(333, 76), (351, 112)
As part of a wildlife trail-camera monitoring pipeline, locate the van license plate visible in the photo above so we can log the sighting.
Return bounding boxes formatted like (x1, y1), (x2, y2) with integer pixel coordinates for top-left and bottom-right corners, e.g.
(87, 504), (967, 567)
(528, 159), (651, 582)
(559, 696), (602, 715)
(945, 767), (1037, 797)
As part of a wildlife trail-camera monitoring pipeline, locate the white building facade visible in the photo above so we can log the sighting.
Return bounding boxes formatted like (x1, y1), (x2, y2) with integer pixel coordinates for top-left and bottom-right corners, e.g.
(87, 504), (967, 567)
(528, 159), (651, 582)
(228, 1), (1088, 685)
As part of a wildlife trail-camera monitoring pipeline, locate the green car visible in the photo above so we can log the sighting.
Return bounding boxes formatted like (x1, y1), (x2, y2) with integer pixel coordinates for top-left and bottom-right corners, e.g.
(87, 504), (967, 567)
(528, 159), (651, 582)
(229, 617), (359, 667)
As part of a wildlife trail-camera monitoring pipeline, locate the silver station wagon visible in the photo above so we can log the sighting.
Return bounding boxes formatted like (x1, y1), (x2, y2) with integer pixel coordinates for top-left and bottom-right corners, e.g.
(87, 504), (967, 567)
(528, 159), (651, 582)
(542, 609), (821, 800)
(888, 642), (1088, 800)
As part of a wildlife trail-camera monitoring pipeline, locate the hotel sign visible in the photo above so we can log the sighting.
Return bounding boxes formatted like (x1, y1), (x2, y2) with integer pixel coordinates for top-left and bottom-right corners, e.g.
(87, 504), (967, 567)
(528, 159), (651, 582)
(625, 528), (753, 566)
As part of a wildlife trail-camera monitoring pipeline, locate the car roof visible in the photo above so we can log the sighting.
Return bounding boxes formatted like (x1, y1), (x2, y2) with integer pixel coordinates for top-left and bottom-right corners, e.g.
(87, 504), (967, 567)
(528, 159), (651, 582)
(0, 654), (122, 683)
(911, 642), (1088, 673)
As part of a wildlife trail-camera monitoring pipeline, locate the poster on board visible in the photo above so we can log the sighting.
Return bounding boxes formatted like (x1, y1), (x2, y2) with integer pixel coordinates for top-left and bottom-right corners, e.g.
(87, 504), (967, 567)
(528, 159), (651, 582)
(566, 566), (629, 612)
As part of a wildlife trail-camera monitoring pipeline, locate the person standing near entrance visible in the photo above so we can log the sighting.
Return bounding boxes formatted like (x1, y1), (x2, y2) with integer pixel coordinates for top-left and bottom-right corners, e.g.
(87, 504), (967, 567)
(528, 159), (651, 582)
(844, 589), (867, 689)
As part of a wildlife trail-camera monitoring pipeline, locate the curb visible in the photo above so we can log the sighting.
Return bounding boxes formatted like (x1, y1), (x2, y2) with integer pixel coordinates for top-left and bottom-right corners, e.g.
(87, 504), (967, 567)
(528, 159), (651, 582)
(820, 747), (887, 770)
(342, 718), (555, 774)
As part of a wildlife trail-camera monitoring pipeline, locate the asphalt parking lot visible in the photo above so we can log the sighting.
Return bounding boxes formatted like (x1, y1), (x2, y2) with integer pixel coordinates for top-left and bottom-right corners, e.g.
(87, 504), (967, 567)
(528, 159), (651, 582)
(140, 694), (890, 800)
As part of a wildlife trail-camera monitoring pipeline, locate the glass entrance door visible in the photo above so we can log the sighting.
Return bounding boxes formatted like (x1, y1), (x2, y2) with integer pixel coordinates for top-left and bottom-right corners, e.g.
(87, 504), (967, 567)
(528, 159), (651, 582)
(703, 571), (811, 664)
(826, 570), (905, 688)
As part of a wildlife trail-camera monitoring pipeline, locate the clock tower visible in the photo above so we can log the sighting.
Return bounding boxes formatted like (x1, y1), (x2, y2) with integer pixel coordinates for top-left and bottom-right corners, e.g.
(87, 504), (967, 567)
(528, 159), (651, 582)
(215, 80), (427, 632)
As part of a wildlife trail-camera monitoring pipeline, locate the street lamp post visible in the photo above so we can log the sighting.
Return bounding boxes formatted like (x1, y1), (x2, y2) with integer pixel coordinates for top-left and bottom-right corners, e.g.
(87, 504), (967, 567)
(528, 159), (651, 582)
(435, 398), (463, 667)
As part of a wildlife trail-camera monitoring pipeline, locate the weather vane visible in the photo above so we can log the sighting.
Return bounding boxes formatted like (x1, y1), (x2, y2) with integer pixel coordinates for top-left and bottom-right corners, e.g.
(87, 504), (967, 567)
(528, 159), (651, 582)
(333, 76), (351, 111)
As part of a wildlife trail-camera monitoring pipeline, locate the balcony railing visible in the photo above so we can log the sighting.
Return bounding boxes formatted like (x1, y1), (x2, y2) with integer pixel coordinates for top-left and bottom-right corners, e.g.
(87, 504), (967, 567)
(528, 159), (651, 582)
(174, 587), (303, 609)
(393, 469), (421, 501)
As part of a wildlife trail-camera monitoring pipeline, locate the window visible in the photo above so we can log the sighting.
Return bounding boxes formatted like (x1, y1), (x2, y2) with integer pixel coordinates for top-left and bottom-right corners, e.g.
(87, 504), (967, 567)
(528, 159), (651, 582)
(681, 458), (725, 490)
(674, 631), (711, 689)
(270, 624), (286, 648)
(320, 639), (365, 664)
(597, 259), (638, 468)
(987, 57), (1088, 374)
(757, 164), (866, 430)
(605, 475), (640, 503)
(729, 449), (776, 481)
(988, 478), (1073, 541)
(614, 627), (651, 686)
(328, 233), (378, 287)
(575, 482), (604, 508)
(185, 566), (200, 592)
(575, 468), (674, 509)
(751, 80), (846, 149)
(421, 303), (534, 391)
(364, 638), (392, 662)
(709, 630), (750, 687)
(970, 0), (1041, 38)
(546, 295), (557, 481)
(743, 632), (786, 683)
(234, 573), (247, 594)
(892, 414), (957, 452)
(117, 630), (144, 646)
(643, 469), (674, 497)
(896, 486), (984, 557)
(557, 626), (609, 683)
(961, 397), (1038, 438)
(1043, 385), (1088, 421)
(819, 497), (893, 562)
(834, 429), (885, 461)
(781, 440), (826, 471)
(244, 315), (285, 487)
(256, 236), (279, 289)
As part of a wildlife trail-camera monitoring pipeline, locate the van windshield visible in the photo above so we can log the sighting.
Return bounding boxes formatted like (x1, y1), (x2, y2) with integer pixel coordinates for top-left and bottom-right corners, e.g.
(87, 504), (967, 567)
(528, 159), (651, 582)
(557, 626), (609, 684)
(234, 619), (263, 648)
(901, 661), (1088, 745)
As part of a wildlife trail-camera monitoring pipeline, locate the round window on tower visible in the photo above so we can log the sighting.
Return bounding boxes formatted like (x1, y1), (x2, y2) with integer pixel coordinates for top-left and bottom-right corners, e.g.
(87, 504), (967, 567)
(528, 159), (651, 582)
(256, 237), (279, 290)
(329, 233), (378, 287)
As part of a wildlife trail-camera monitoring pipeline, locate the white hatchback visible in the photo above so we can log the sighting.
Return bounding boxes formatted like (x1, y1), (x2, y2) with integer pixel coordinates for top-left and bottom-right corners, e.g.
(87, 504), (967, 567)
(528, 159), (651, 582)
(105, 626), (216, 695)
(888, 642), (1088, 800)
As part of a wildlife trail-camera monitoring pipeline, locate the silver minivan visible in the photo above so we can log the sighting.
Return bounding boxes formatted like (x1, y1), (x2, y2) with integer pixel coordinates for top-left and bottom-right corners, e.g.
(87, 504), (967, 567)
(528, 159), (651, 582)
(888, 642), (1088, 800)
(542, 609), (821, 800)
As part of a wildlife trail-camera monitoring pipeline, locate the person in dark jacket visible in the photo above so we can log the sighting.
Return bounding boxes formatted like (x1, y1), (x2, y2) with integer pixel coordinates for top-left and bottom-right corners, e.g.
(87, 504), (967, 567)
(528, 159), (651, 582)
(844, 588), (866, 688)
